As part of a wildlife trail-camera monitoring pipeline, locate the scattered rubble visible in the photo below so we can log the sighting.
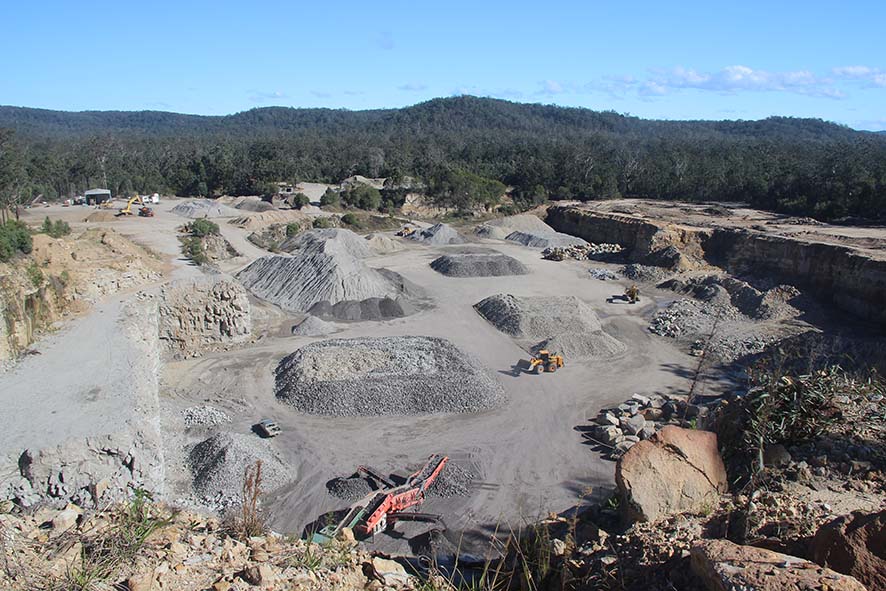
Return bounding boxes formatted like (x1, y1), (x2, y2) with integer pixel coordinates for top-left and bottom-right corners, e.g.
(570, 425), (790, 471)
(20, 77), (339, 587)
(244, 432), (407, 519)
(182, 406), (232, 430)
(542, 242), (624, 261)
(589, 268), (619, 280)
(274, 336), (505, 416)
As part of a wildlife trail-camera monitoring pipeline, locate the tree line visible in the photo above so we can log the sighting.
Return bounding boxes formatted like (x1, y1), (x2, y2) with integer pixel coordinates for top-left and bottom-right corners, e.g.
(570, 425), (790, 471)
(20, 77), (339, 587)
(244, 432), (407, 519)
(1, 96), (885, 221)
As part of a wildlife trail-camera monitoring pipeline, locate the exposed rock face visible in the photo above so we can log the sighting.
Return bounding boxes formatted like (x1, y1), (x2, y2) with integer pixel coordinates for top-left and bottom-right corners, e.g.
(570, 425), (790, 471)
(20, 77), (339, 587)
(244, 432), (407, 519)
(158, 279), (251, 359)
(812, 510), (886, 591)
(691, 539), (867, 591)
(615, 426), (727, 522)
(546, 205), (886, 327)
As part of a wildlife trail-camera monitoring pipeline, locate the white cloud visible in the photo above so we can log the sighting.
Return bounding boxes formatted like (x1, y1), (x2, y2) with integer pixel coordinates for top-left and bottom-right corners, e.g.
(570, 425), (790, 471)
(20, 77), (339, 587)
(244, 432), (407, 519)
(832, 65), (886, 88)
(645, 65), (843, 98)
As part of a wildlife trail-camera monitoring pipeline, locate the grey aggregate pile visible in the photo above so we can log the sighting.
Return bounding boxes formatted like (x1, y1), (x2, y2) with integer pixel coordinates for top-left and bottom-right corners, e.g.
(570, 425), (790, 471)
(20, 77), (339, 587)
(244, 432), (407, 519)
(408, 223), (466, 245)
(182, 405), (232, 429)
(430, 253), (529, 277)
(171, 200), (239, 219)
(326, 476), (375, 501)
(475, 294), (625, 359)
(188, 433), (294, 501)
(426, 462), (475, 498)
(274, 336), (506, 416)
(291, 315), (338, 336)
(620, 264), (673, 283)
(308, 296), (417, 321)
(505, 230), (588, 249)
(589, 268), (619, 281)
(475, 215), (557, 240)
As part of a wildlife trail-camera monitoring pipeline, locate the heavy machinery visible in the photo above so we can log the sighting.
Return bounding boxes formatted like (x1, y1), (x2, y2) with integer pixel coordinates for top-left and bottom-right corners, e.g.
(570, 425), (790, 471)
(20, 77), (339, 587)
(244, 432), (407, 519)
(528, 350), (564, 374)
(311, 454), (448, 543)
(396, 226), (416, 238)
(138, 206), (154, 217)
(624, 284), (640, 304)
(117, 195), (145, 216)
(542, 248), (566, 261)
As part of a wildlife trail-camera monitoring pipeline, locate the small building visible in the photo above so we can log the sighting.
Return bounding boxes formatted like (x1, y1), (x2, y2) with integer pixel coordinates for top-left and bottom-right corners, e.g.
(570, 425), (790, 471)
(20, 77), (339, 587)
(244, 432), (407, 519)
(84, 188), (112, 205)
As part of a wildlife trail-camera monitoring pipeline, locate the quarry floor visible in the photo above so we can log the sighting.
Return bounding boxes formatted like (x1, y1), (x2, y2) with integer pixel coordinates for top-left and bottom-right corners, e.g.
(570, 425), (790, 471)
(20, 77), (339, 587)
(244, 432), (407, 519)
(6, 198), (833, 555)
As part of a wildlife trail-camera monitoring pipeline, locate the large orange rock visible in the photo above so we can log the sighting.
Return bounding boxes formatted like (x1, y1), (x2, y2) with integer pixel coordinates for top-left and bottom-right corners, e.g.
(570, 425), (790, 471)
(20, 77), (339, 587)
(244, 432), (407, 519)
(812, 510), (885, 591)
(615, 425), (727, 522)
(691, 539), (868, 591)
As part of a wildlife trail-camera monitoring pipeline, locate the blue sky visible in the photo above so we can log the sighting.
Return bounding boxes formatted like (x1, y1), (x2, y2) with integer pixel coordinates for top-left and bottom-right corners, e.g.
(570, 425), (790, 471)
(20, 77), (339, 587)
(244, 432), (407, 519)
(2, 0), (884, 129)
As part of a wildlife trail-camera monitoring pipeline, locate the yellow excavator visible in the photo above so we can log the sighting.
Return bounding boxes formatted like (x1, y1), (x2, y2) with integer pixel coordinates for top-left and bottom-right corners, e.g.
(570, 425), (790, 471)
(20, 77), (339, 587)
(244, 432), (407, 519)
(396, 225), (416, 238)
(117, 195), (145, 216)
(624, 284), (640, 304)
(528, 350), (564, 374)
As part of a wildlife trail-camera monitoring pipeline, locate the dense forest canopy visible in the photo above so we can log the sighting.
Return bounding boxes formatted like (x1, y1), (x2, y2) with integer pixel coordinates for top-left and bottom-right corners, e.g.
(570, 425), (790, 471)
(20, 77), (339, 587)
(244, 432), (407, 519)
(0, 96), (884, 220)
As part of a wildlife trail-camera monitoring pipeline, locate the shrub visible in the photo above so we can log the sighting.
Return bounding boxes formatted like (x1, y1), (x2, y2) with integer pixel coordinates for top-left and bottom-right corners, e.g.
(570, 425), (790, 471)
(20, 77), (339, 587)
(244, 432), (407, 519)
(293, 192), (311, 209)
(312, 217), (335, 229)
(187, 218), (219, 237)
(26, 261), (44, 288)
(340, 212), (361, 228)
(0, 220), (33, 262)
(342, 184), (382, 210)
(41, 216), (71, 238)
(319, 188), (340, 207)
(285, 222), (303, 238)
(181, 236), (208, 265)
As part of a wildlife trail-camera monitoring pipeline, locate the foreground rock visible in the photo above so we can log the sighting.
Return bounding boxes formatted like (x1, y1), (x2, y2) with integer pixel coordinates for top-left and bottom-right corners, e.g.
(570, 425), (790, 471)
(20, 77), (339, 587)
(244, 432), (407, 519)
(812, 509), (886, 591)
(691, 539), (867, 591)
(158, 278), (252, 359)
(616, 426), (727, 522)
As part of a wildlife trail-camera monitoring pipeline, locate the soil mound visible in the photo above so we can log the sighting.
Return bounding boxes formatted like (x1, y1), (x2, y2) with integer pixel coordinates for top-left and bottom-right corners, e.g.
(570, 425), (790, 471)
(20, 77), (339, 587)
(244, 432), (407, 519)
(237, 229), (418, 315)
(505, 230), (588, 249)
(291, 316), (338, 336)
(364, 233), (404, 254)
(84, 210), (120, 222)
(475, 294), (625, 359)
(188, 433), (293, 500)
(234, 199), (275, 212)
(409, 223), (466, 245)
(476, 214), (556, 240)
(229, 210), (310, 232)
(171, 200), (239, 219)
(430, 253), (529, 277)
(274, 336), (505, 416)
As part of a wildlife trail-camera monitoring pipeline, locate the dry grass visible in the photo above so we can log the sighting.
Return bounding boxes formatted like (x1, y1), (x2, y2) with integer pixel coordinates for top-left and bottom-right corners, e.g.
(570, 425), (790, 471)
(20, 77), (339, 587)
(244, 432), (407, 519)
(225, 460), (268, 540)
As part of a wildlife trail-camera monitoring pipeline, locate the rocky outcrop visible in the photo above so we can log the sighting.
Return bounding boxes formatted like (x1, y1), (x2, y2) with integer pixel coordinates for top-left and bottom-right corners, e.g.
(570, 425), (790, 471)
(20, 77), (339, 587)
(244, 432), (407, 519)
(546, 205), (886, 327)
(812, 510), (886, 591)
(158, 278), (251, 359)
(691, 539), (868, 591)
(615, 426), (727, 522)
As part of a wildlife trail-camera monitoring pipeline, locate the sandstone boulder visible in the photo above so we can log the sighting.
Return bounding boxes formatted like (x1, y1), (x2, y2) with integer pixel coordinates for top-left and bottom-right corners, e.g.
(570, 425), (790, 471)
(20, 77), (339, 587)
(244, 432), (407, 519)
(615, 425), (727, 522)
(691, 539), (867, 591)
(812, 509), (885, 591)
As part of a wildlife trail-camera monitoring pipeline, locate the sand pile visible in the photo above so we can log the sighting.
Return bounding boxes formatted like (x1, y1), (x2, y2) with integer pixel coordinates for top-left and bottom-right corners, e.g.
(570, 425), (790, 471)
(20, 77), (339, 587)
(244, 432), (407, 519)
(229, 210), (311, 231)
(365, 233), (404, 254)
(274, 336), (505, 416)
(475, 294), (625, 359)
(172, 200), (239, 219)
(84, 210), (121, 222)
(505, 230), (588, 249)
(188, 433), (293, 501)
(476, 214), (556, 240)
(279, 228), (371, 257)
(409, 223), (466, 245)
(430, 253), (529, 277)
(291, 316), (339, 337)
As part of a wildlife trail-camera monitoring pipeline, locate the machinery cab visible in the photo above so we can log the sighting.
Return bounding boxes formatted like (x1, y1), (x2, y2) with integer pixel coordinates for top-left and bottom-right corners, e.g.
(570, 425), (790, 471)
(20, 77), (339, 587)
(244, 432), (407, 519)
(529, 349), (564, 373)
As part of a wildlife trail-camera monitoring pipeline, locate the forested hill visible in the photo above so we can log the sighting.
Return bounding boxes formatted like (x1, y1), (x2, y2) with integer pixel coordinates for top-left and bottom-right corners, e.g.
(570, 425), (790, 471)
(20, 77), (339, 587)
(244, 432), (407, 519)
(0, 98), (864, 141)
(0, 96), (884, 220)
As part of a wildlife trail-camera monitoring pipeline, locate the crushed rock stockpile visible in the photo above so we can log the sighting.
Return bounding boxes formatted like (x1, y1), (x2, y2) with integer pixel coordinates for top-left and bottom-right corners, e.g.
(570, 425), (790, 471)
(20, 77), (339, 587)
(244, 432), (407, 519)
(658, 274), (802, 321)
(476, 214), (556, 240)
(188, 433), (293, 505)
(237, 228), (421, 320)
(326, 475), (375, 501)
(475, 294), (626, 359)
(274, 336), (506, 416)
(364, 233), (404, 254)
(158, 278), (252, 360)
(430, 252), (529, 277)
(408, 223), (466, 245)
(171, 200), (239, 219)
(505, 230), (589, 249)
(290, 315), (339, 337)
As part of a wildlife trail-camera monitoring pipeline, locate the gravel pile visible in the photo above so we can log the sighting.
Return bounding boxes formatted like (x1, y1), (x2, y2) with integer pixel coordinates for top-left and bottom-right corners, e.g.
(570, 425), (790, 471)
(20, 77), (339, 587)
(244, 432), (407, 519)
(364, 233), (404, 254)
(505, 230), (588, 249)
(659, 275), (801, 321)
(589, 268), (619, 280)
(234, 198), (275, 212)
(237, 229), (416, 314)
(188, 433), (294, 502)
(308, 296), (417, 321)
(291, 316), (338, 337)
(409, 223), (466, 245)
(427, 462), (475, 498)
(620, 264), (673, 283)
(274, 336), (506, 416)
(182, 406), (232, 429)
(475, 214), (556, 240)
(171, 200), (239, 219)
(326, 476), (374, 501)
(430, 253), (529, 277)
(475, 294), (625, 359)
